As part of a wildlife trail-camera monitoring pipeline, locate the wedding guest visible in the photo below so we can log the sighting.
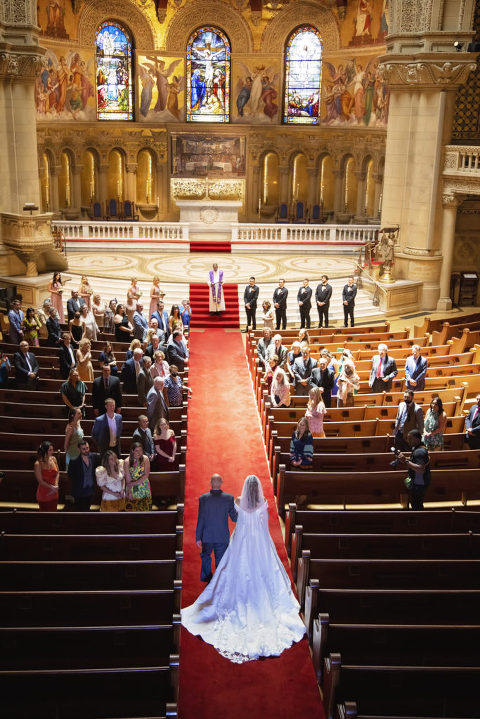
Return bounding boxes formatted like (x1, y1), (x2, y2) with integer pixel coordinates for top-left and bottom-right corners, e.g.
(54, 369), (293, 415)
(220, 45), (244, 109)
(287, 341), (302, 380)
(290, 417), (313, 467)
(342, 276), (357, 327)
(66, 289), (85, 321)
(58, 332), (77, 379)
(92, 398), (123, 458)
(256, 327), (273, 369)
(14, 340), (39, 388)
(92, 364), (123, 416)
(292, 345), (317, 396)
(91, 294), (105, 330)
(76, 337), (94, 382)
(150, 350), (170, 379)
(297, 328), (310, 346)
(465, 394), (480, 449)
(137, 355), (154, 406)
(133, 302), (149, 341)
(126, 338), (142, 361)
(98, 341), (118, 375)
(270, 367), (291, 408)
(96, 451), (126, 512)
(46, 307), (62, 346)
(336, 361), (360, 408)
(37, 299), (51, 340)
(151, 300), (170, 339)
(121, 347), (144, 394)
(152, 418), (177, 469)
(48, 271), (64, 323)
(169, 304), (182, 333)
(103, 299), (117, 334)
(114, 304), (133, 342)
(69, 311), (85, 349)
(80, 303), (98, 341)
(132, 415), (155, 461)
(405, 345), (428, 392)
(306, 386), (326, 438)
(261, 300), (274, 329)
(64, 407), (84, 468)
(369, 344), (398, 393)
(297, 278), (312, 329)
(393, 389), (425, 451)
(180, 298), (191, 337)
(244, 276), (259, 332)
(78, 275), (93, 310)
(149, 275), (164, 318)
(147, 376), (169, 430)
(423, 396), (447, 451)
(145, 334), (166, 361)
(22, 307), (42, 347)
(124, 442), (152, 512)
(315, 275), (332, 328)
(310, 357), (335, 408)
(60, 368), (86, 417)
(273, 278), (288, 331)
(8, 299), (24, 344)
(67, 440), (100, 511)
(265, 334), (288, 371)
(34, 440), (59, 511)
(164, 363), (192, 406)
(0, 351), (11, 388)
(126, 277), (142, 322)
(166, 329), (189, 371)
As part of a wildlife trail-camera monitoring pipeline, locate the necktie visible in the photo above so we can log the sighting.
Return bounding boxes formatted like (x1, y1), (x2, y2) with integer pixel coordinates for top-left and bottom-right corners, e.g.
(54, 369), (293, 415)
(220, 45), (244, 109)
(376, 357), (383, 378)
(105, 379), (109, 390)
(24, 353), (32, 372)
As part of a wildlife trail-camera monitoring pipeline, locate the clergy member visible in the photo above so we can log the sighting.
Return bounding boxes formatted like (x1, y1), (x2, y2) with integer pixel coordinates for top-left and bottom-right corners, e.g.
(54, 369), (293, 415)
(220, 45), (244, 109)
(208, 263), (225, 315)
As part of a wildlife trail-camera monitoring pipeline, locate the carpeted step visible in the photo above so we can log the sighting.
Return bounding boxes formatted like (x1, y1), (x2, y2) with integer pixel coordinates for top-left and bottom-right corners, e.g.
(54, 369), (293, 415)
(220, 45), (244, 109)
(189, 242), (231, 253)
(190, 283), (239, 328)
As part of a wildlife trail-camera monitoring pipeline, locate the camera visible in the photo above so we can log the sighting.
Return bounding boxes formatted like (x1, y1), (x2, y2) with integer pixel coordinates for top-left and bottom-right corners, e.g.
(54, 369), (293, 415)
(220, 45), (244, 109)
(389, 447), (405, 468)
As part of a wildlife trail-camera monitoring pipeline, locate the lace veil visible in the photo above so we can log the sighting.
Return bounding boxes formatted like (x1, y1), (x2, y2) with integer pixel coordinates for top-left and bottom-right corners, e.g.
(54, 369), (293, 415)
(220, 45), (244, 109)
(239, 474), (265, 512)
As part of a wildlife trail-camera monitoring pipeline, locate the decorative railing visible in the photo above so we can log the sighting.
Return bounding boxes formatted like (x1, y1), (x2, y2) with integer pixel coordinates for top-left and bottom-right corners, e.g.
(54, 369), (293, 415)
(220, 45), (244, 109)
(444, 145), (480, 175)
(52, 221), (190, 242)
(231, 223), (380, 244)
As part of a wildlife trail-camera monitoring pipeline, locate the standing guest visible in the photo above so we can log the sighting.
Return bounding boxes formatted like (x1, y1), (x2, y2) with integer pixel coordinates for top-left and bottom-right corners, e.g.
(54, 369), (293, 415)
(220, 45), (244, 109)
(164, 363), (192, 406)
(166, 328), (189, 371)
(145, 334), (166, 361)
(290, 417), (314, 468)
(69, 311), (85, 349)
(78, 275), (93, 310)
(98, 341), (118, 375)
(405, 345), (428, 392)
(393, 389), (424, 452)
(8, 299), (24, 344)
(261, 300), (274, 329)
(67, 440), (100, 511)
(465, 394), (480, 449)
(37, 299), (51, 340)
(80, 303), (98, 342)
(270, 367), (291, 408)
(306, 386), (326, 438)
(121, 347), (144, 395)
(297, 278), (312, 329)
(114, 304), (133, 343)
(66, 290), (86, 321)
(124, 442), (152, 512)
(14, 340), (39, 388)
(126, 338), (142, 361)
(96, 451), (126, 512)
(298, 328), (310, 346)
(265, 334), (288, 371)
(169, 304), (182, 332)
(152, 418), (177, 469)
(244, 276), (259, 332)
(147, 376), (169, 430)
(0, 351), (11, 388)
(180, 298), (192, 337)
(256, 327), (273, 369)
(336, 361), (360, 408)
(321, 348), (340, 399)
(132, 302), (149, 341)
(48, 272), (65, 323)
(151, 300), (170, 339)
(273, 278), (288, 331)
(132, 415), (155, 462)
(92, 398), (123, 458)
(34, 441), (59, 511)
(58, 332), (77, 379)
(76, 338), (94, 382)
(292, 345), (317, 396)
(60, 368), (86, 417)
(398, 429), (431, 510)
(315, 275), (332, 328)
(92, 364), (122, 416)
(150, 350), (170, 379)
(264, 355), (279, 392)
(208, 263), (225, 315)
(46, 307), (62, 346)
(369, 344), (398, 393)
(423, 396), (447, 452)
(149, 275), (164, 318)
(64, 408), (84, 468)
(287, 341), (302, 380)
(22, 307), (42, 347)
(126, 277), (142, 322)
(103, 299), (117, 334)
(137, 355), (154, 406)
(342, 276), (357, 327)
(91, 294), (105, 330)
(310, 357), (335, 408)
(144, 319), (166, 347)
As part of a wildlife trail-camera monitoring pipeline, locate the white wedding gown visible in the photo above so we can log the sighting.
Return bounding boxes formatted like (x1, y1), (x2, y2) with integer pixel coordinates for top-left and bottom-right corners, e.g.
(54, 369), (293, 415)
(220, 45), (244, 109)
(181, 500), (306, 663)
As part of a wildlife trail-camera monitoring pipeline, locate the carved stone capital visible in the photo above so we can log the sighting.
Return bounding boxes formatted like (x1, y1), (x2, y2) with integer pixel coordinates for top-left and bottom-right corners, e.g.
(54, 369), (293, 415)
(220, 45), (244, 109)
(442, 193), (464, 209)
(378, 56), (477, 89)
(0, 50), (44, 80)
(126, 163), (137, 174)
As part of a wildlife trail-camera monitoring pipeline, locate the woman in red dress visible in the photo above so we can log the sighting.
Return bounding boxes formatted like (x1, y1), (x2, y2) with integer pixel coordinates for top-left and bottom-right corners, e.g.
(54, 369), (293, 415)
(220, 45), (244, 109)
(34, 440), (60, 511)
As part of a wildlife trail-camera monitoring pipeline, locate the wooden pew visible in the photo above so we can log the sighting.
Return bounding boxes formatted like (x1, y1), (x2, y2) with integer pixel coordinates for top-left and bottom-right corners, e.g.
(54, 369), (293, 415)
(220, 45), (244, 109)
(415, 311), (480, 337)
(0, 414), (186, 437)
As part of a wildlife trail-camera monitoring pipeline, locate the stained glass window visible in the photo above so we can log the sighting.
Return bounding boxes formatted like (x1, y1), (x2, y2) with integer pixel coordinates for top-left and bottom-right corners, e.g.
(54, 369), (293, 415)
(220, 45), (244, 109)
(96, 22), (133, 121)
(284, 26), (322, 125)
(186, 27), (230, 123)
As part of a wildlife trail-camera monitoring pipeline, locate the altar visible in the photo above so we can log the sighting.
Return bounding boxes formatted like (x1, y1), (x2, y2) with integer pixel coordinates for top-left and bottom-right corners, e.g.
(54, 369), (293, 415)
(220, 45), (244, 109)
(175, 200), (243, 234)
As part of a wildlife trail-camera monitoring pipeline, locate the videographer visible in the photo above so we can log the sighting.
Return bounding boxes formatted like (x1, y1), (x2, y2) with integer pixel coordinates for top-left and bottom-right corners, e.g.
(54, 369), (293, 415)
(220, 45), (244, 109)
(396, 429), (431, 510)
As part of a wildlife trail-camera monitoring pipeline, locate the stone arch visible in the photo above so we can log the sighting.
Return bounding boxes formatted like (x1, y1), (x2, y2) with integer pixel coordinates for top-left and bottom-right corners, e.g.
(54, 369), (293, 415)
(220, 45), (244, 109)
(78, 0), (156, 51)
(164, 0), (253, 53)
(261, 1), (340, 54)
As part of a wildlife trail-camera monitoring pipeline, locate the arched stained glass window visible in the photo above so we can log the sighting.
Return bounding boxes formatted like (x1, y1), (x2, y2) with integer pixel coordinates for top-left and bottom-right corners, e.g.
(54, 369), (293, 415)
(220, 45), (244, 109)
(284, 26), (322, 125)
(96, 21), (133, 121)
(186, 26), (230, 123)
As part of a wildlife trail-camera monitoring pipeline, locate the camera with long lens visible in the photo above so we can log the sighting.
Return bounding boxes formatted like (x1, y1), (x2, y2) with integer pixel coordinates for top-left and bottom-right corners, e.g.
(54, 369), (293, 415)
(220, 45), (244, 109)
(389, 447), (404, 468)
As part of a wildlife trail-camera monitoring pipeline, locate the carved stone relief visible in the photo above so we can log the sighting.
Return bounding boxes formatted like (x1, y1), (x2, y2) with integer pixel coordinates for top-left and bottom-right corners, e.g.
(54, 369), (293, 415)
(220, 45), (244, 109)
(0, 51), (44, 79)
(78, 0), (156, 51)
(0, 0), (35, 25)
(165, 0), (253, 52)
(378, 59), (477, 88)
(261, 0), (340, 53)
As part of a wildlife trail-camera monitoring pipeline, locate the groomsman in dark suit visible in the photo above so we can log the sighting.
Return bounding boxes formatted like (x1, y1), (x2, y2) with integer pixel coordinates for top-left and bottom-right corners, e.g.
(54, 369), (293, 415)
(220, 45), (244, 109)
(196, 473), (238, 583)
(465, 394), (480, 449)
(309, 357), (335, 408)
(121, 348), (143, 395)
(342, 276), (357, 327)
(315, 275), (332, 328)
(243, 276), (259, 331)
(297, 278), (312, 329)
(13, 341), (39, 388)
(273, 279), (288, 330)
(66, 290), (86, 321)
(92, 365), (123, 416)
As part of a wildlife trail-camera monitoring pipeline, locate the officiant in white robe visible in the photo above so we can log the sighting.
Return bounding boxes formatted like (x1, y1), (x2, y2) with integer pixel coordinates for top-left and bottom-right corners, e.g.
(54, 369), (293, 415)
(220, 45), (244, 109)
(208, 263), (225, 314)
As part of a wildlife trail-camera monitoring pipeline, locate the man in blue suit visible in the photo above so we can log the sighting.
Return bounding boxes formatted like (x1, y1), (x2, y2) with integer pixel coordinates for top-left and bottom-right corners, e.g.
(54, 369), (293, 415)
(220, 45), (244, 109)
(404, 345), (428, 392)
(150, 300), (170, 340)
(91, 398), (123, 458)
(132, 302), (149, 341)
(196, 473), (238, 583)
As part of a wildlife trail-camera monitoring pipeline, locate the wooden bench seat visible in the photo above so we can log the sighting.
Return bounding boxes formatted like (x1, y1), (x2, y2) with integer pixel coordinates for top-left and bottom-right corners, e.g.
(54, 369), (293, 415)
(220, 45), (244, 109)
(267, 400), (457, 425)
(249, 324), (392, 341)
(0, 414), (185, 436)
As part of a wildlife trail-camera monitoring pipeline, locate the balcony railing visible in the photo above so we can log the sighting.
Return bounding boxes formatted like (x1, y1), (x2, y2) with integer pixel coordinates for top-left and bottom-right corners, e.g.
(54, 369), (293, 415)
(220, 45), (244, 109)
(444, 145), (480, 175)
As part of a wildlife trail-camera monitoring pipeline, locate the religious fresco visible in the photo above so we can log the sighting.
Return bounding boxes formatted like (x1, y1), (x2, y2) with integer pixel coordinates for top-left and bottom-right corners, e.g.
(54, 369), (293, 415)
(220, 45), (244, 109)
(186, 27), (230, 123)
(38, 0), (77, 40)
(35, 48), (96, 121)
(96, 22), (133, 121)
(233, 59), (281, 124)
(320, 54), (389, 127)
(137, 55), (185, 122)
(336, 0), (389, 47)
(284, 26), (323, 125)
(171, 134), (246, 178)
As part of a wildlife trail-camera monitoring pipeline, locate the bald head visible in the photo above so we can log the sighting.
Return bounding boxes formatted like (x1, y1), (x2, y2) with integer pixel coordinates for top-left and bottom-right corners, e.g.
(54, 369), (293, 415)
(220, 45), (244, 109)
(210, 473), (223, 489)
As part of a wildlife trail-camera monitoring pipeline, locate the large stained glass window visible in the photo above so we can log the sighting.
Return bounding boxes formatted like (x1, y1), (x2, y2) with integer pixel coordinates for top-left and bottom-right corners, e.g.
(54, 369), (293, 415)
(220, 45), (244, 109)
(186, 27), (230, 123)
(284, 26), (322, 125)
(96, 22), (133, 121)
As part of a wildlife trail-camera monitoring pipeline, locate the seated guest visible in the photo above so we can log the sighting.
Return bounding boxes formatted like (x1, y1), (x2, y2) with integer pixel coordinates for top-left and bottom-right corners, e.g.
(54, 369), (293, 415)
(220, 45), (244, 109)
(138, 355), (154, 406)
(292, 345), (317, 396)
(92, 364), (123, 416)
(0, 351), (11, 388)
(336, 361), (360, 408)
(67, 440), (99, 511)
(265, 334), (288, 371)
(132, 414), (155, 461)
(147, 376), (169, 430)
(287, 341), (302, 380)
(114, 304), (133, 342)
(121, 347), (144, 394)
(256, 327), (273, 369)
(8, 299), (24, 344)
(64, 408), (84, 468)
(91, 294), (105, 330)
(369, 344), (398, 393)
(14, 340), (39, 388)
(166, 329), (189, 371)
(133, 302), (149, 341)
(310, 357), (335, 408)
(34, 440), (59, 512)
(58, 332), (77, 379)
(152, 418), (177, 469)
(76, 338), (94, 382)
(67, 290), (86, 322)
(150, 349), (170, 379)
(22, 307), (42, 347)
(393, 389), (424, 452)
(95, 450), (126, 512)
(91, 398), (123, 458)
(405, 344), (428, 392)
(306, 386), (326, 438)
(423, 396), (447, 451)
(98, 341), (118, 375)
(126, 338), (142, 361)
(465, 394), (480, 449)
(46, 307), (62, 346)
(270, 367), (291, 408)
(164, 363), (192, 407)
(290, 417), (313, 468)
(124, 442), (152, 512)
(60, 368), (86, 418)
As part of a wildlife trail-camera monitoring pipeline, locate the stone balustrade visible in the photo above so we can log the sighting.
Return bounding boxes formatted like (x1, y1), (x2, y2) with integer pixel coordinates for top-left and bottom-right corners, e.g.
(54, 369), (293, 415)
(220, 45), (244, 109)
(53, 220), (190, 242)
(232, 223), (380, 245)
(444, 145), (480, 176)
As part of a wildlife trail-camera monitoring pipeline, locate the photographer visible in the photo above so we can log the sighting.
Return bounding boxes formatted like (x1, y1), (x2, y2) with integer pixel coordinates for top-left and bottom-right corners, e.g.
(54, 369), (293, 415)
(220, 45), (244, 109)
(396, 429), (431, 510)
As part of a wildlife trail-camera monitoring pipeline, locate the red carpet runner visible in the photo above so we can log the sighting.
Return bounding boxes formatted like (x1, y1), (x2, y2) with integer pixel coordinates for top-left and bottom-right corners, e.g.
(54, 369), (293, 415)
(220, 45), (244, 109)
(189, 241), (231, 253)
(179, 329), (324, 719)
(189, 283), (240, 329)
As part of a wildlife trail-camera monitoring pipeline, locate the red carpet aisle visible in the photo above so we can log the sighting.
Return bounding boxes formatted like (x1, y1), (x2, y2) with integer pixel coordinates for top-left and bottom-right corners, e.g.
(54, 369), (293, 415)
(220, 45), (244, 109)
(189, 241), (231, 253)
(189, 283), (240, 329)
(178, 329), (324, 719)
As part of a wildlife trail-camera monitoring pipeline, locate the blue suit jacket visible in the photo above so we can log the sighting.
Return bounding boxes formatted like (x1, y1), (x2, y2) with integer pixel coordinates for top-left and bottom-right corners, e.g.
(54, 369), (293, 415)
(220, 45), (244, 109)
(405, 355), (428, 391)
(132, 311), (149, 341)
(150, 309), (170, 339)
(196, 489), (238, 544)
(91, 413), (122, 456)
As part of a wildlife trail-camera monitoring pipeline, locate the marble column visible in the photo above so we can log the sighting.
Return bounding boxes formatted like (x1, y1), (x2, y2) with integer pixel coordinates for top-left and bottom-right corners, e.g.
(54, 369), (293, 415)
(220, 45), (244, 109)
(333, 169), (343, 215)
(307, 167), (319, 211)
(50, 166), (59, 213)
(279, 166), (289, 206)
(437, 193), (463, 311)
(98, 164), (109, 210)
(355, 172), (366, 218)
(373, 173), (383, 218)
(72, 166), (82, 212)
(126, 163), (137, 203)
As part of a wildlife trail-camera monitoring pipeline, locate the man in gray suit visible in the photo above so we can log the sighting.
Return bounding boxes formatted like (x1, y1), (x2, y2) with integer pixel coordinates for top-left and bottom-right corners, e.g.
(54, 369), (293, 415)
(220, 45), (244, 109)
(196, 473), (238, 583)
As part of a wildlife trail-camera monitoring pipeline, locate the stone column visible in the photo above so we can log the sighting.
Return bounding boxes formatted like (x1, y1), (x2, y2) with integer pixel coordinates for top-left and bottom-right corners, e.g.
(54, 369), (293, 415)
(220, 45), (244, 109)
(437, 193), (463, 311)
(373, 173), (383, 218)
(98, 164), (109, 210)
(250, 163), (261, 219)
(278, 166), (289, 205)
(333, 169), (343, 215)
(355, 171), (366, 219)
(307, 167), (318, 211)
(72, 165), (82, 212)
(126, 163), (137, 203)
(50, 166), (59, 213)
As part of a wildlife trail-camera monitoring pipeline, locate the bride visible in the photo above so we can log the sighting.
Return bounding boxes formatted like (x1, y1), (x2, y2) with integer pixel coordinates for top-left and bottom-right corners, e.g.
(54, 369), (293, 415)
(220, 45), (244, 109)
(181, 475), (306, 663)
